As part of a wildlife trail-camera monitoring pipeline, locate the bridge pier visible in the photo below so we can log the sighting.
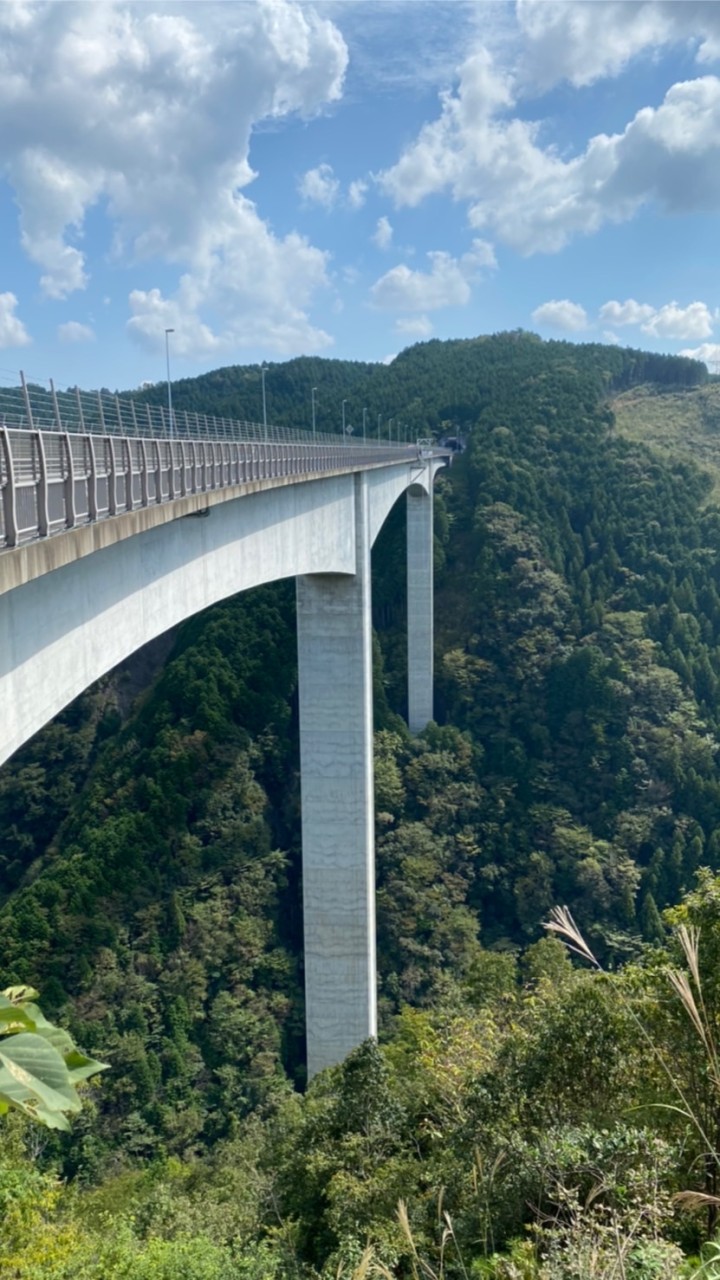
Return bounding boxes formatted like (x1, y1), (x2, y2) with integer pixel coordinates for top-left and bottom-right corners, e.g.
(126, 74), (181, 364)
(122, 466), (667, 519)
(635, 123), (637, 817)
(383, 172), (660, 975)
(296, 473), (377, 1078)
(407, 483), (434, 733)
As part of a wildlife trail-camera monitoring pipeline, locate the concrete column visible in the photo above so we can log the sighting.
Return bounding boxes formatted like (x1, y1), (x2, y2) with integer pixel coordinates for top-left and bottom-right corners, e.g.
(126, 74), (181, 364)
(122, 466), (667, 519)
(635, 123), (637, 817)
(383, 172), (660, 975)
(296, 473), (377, 1078)
(407, 483), (434, 733)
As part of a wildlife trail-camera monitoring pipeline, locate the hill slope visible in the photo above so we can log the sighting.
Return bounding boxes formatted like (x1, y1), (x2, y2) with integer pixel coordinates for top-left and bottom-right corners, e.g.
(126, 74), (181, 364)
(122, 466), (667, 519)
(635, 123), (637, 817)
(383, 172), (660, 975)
(2, 331), (720, 1171)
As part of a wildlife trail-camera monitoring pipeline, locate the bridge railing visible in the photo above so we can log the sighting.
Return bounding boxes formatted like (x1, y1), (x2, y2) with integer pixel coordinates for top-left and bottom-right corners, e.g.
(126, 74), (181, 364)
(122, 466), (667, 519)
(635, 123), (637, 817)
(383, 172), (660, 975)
(0, 426), (419, 551)
(0, 374), (401, 448)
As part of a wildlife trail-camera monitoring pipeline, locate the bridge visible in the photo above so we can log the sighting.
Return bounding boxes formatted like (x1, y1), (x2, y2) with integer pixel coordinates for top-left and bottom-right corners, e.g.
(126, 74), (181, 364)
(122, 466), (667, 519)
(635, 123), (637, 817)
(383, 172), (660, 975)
(0, 373), (448, 1076)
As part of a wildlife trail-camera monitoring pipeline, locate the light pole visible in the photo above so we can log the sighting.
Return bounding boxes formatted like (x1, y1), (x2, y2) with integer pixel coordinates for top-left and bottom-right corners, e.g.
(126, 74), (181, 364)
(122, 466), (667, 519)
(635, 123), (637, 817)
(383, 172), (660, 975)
(341, 398), (347, 435)
(362, 407), (367, 445)
(261, 364), (268, 441)
(164, 327), (174, 439)
(377, 412), (382, 441)
(311, 386), (317, 440)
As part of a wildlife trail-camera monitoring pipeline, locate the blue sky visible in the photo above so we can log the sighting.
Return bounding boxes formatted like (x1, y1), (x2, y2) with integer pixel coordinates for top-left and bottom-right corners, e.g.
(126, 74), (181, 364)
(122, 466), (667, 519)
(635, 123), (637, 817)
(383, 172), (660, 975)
(3, 0), (720, 393)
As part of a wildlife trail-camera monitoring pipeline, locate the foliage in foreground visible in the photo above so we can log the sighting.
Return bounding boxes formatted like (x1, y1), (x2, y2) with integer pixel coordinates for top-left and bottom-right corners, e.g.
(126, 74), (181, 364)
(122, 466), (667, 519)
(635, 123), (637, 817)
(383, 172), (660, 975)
(8, 877), (720, 1276)
(0, 985), (106, 1130)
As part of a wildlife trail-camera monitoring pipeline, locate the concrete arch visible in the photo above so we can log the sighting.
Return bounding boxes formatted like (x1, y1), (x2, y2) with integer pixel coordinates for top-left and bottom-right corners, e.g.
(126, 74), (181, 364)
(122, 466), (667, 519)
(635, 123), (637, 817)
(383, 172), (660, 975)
(0, 459), (442, 768)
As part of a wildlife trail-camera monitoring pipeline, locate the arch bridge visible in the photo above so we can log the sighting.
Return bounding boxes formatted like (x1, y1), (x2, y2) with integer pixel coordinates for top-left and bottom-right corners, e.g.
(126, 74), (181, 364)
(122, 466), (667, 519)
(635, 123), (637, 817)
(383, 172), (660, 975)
(0, 374), (447, 1076)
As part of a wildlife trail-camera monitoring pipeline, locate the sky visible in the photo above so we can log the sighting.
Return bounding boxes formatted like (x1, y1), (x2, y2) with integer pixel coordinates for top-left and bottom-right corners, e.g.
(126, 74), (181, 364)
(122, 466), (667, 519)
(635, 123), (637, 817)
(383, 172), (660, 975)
(3, 0), (720, 393)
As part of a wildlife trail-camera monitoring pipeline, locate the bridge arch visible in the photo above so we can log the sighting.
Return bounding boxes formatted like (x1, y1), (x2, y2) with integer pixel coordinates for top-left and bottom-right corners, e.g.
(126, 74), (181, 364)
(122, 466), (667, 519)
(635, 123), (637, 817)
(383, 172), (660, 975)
(0, 460), (438, 770)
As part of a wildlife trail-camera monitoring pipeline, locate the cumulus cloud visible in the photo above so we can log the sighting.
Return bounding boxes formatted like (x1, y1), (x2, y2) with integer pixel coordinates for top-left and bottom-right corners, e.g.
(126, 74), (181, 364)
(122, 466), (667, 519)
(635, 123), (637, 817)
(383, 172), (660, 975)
(0, 293), (31, 347)
(370, 239), (495, 312)
(599, 299), (656, 326)
(679, 342), (720, 367)
(58, 320), (95, 343)
(0, 1), (347, 352)
(298, 163), (340, 209)
(531, 299), (588, 332)
(641, 301), (714, 340)
(516, 0), (720, 91)
(372, 216), (393, 250)
(377, 45), (720, 255)
(347, 179), (368, 209)
(127, 205), (333, 356)
(395, 315), (433, 337)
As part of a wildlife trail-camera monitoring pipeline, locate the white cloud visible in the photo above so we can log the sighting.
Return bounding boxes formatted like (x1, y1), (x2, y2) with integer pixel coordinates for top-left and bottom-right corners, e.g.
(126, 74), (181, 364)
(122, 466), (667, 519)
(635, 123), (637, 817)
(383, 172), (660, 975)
(679, 342), (720, 367)
(298, 162), (340, 209)
(395, 315), (433, 337)
(597, 297), (716, 339)
(516, 1), (720, 92)
(372, 216), (393, 250)
(127, 199), (334, 356)
(602, 330), (621, 345)
(641, 301), (715, 340)
(0, 1), (347, 351)
(377, 46), (720, 255)
(599, 299), (656, 326)
(531, 299), (588, 332)
(0, 293), (31, 347)
(58, 320), (95, 343)
(370, 239), (495, 312)
(347, 179), (368, 209)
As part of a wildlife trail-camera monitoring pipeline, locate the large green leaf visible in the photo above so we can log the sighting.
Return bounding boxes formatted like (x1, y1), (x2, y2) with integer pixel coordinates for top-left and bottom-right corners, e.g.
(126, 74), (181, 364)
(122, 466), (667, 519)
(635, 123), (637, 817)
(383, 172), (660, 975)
(0, 1032), (81, 1115)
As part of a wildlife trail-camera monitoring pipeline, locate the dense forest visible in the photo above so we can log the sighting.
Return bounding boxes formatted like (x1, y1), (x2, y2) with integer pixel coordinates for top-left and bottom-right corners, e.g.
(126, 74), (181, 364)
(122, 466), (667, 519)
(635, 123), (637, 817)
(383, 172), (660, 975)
(6, 332), (720, 1275)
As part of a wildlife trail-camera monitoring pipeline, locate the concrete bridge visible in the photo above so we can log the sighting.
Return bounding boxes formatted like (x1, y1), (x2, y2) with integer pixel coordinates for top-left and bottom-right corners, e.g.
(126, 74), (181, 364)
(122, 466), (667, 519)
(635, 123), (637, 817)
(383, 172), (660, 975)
(0, 376), (447, 1076)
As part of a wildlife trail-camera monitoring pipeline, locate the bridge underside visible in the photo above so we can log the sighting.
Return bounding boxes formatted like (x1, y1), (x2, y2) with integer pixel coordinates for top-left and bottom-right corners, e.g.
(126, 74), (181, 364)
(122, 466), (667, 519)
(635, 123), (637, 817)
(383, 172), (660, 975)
(0, 458), (442, 1075)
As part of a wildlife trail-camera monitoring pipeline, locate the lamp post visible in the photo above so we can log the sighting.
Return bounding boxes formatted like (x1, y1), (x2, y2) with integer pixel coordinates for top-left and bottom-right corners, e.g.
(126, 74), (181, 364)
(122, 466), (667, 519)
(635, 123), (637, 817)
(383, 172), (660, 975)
(341, 398), (347, 435)
(164, 327), (174, 439)
(362, 407), (367, 445)
(378, 412), (382, 441)
(261, 364), (268, 442)
(311, 386), (317, 440)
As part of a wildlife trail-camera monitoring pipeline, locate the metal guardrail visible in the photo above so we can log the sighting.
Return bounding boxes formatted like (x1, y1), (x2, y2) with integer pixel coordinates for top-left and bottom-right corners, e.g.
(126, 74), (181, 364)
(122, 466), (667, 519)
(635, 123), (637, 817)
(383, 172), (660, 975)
(0, 373), (404, 448)
(0, 372), (441, 552)
(0, 427), (420, 551)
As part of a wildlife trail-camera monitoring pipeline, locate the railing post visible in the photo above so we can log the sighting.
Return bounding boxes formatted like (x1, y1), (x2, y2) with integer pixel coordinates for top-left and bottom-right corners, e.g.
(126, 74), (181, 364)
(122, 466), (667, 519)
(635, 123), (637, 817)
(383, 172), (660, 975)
(75, 386), (85, 431)
(35, 430), (50, 537)
(20, 371), (34, 431)
(1, 427), (18, 547)
(107, 438), (117, 516)
(87, 436), (98, 521)
(154, 439), (162, 502)
(97, 391), (106, 435)
(124, 439), (133, 511)
(50, 378), (62, 431)
(139, 440), (149, 507)
(63, 434), (76, 528)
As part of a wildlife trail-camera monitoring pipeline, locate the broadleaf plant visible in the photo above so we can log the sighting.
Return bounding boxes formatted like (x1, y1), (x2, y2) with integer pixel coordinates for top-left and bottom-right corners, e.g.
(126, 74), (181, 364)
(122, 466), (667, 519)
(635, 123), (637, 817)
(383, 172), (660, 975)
(0, 985), (107, 1129)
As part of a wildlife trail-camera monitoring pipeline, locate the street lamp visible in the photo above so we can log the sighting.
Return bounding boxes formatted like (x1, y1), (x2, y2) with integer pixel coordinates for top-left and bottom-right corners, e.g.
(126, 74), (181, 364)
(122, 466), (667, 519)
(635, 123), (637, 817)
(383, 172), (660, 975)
(311, 386), (317, 441)
(341, 398), (347, 435)
(164, 327), (174, 439)
(261, 363), (268, 441)
(362, 407), (367, 445)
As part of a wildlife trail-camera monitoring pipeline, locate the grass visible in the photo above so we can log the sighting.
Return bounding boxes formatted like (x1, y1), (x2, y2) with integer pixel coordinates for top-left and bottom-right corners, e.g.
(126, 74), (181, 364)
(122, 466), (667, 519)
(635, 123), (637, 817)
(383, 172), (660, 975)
(611, 383), (720, 504)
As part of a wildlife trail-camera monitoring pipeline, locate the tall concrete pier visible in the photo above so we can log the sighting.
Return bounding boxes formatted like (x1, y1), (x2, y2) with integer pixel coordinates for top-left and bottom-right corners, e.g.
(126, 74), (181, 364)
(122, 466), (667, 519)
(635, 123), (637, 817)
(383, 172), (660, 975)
(296, 474), (377, 1078)
(407, 483), (434, 734)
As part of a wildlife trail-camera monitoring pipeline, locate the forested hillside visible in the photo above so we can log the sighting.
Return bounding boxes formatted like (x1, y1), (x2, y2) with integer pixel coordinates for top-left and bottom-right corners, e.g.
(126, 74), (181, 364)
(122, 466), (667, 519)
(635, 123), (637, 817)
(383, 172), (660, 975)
(6, 332), (720, 1276)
